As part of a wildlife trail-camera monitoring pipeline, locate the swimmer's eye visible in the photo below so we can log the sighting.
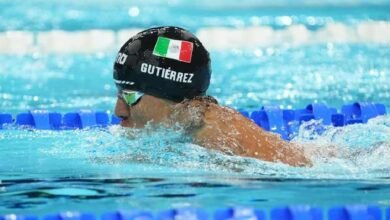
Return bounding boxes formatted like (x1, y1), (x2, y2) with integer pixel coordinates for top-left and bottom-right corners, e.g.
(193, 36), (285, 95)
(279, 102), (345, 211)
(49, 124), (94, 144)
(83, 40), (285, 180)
(118, 90), (143, 106)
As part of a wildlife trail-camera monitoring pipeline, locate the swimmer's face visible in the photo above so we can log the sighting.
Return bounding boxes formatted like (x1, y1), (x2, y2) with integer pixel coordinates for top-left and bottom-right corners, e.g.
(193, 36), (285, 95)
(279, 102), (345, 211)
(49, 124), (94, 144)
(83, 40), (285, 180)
(114, 94), (174, 128)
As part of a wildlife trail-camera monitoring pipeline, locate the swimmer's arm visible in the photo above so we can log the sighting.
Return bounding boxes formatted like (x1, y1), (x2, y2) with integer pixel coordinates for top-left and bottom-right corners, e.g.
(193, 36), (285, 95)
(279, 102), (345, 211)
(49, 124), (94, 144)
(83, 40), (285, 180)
(191, 106), (312, 167)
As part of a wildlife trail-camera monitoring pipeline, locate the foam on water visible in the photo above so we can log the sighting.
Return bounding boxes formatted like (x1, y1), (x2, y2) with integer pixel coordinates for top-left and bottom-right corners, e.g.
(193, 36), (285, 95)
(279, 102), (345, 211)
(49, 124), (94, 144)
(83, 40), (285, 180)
(292, 116), (390, 179)
(1, 119), (390, 214)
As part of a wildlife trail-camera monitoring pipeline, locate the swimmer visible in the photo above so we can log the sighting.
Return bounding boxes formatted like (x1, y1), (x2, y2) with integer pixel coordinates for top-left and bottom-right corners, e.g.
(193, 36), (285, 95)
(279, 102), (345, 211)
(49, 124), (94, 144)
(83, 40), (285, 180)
(113, 26), (311, 167)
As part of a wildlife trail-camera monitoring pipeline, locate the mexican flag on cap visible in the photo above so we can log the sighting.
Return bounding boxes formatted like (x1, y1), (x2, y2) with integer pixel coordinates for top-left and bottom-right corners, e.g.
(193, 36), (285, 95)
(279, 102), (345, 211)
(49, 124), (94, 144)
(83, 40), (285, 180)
(153, 37), (193, 63)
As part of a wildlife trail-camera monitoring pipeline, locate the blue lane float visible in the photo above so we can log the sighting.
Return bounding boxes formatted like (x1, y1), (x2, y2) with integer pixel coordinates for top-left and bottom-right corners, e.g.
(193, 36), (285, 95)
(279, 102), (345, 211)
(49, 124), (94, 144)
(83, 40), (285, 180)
(0, 102), (387, 140)
(1, 205), (388, 220)
(42, 213), (95, 220)
(246, 102), (387, 140)
(214, 207), (265, 220)
(260, 106), (288, 140)
(341, 102), (386, 124)
(101, 210), (153, 220)
(0, 110), (119, 130)
(0, 113), (12, 129)
(157, 208), (209, 220)
(328, 205), (381, 220)
(305, 103), (336, 125)
(270, 205), (322, 220)
(0, 215), (39, 220)
(387, 207), (390, 220)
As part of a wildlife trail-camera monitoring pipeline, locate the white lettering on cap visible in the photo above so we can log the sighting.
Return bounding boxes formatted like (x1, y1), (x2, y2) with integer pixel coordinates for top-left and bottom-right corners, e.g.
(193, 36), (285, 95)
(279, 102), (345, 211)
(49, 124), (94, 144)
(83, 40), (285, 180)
(115, 52), (128, 65)
(139, 63), (194, 84)
(141, 63), (148, 73)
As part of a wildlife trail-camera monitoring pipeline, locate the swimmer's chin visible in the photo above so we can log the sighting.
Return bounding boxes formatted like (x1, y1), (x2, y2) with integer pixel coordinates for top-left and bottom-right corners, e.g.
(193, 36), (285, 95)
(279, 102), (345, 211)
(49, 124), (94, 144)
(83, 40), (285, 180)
(120, 119), (132, 127)
(120, 119), (149, 129)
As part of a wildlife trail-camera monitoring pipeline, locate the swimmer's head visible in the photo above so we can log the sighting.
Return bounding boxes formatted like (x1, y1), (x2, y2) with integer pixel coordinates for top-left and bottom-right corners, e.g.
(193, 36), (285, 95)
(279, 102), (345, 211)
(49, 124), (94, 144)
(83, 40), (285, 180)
(113, 26), (211, 102)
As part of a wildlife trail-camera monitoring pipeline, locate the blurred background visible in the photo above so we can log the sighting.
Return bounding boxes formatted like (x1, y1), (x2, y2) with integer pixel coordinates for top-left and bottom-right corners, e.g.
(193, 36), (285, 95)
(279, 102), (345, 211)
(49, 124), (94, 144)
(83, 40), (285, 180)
(0, 0), (389, 113)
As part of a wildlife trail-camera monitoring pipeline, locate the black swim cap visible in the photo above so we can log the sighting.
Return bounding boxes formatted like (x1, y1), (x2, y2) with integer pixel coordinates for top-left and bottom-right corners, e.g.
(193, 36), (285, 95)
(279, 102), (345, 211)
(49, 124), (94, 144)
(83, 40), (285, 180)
(113, 26), (211, 102)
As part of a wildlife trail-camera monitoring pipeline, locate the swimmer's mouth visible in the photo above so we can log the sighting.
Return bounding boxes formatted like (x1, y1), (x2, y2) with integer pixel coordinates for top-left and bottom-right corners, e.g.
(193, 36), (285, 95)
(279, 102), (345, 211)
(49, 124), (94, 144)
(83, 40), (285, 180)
(118, 116), (131, 127)
(119, 116), (129, 121)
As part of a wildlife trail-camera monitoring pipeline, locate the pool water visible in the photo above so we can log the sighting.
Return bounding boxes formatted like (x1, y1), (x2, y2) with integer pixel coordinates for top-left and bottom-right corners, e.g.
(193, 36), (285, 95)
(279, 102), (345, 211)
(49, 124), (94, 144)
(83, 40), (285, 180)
(1, 0), (390, 216)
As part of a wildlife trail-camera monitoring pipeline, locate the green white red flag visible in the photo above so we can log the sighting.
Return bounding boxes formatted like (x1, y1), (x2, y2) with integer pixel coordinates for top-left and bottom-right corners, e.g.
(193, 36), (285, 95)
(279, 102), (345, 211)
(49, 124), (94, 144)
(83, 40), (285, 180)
(153, 37), (193, 63)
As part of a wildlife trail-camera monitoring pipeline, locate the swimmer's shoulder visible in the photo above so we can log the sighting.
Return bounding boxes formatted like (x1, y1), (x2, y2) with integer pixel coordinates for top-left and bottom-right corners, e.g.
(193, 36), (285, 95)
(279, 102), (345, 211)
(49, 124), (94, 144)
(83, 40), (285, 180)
(169, 96), (215, 129)
(176, 95), (254, 127)
(193, 97), (258, 129)
(177, 96), (312, 166)
(172, 95), (265, 135)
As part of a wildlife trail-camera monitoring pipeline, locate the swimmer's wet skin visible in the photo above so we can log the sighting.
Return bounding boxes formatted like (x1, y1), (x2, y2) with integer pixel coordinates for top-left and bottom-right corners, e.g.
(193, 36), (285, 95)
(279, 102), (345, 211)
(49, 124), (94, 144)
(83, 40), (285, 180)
(113, 26), (311, 167)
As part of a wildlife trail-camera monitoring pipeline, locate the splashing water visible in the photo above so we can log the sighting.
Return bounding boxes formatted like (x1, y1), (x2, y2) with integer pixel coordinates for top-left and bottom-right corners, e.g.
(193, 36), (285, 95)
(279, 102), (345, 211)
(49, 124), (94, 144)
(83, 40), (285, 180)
(291, 115), (390, 179)
(2, 116), (388, 181)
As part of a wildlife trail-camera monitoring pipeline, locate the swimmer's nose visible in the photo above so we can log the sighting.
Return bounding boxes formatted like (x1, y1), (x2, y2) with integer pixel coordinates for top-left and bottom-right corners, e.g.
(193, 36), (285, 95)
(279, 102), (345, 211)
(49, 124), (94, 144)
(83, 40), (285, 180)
(114, 98), (130, 124)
